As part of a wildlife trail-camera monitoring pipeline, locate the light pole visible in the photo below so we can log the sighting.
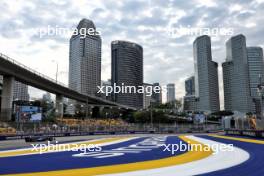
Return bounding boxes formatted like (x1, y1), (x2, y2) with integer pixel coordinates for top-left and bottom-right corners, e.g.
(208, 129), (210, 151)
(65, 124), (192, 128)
(85, 98), (88, 119)
(52, 60), (59, 83)
(150, 98), (155, 129)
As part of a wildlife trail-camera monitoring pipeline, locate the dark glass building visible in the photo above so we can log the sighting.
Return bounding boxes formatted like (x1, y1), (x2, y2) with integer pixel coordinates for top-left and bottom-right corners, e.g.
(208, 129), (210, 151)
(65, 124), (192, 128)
(185, 76), (195, 96)
(111, 40), (143, 109)
(152, 82), (162, 106)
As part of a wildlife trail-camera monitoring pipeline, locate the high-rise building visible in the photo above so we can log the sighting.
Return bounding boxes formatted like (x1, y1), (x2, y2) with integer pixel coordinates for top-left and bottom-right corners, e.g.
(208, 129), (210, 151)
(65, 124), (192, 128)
(67, 18), (101, 115)
(247, 47), (264, 97)
(68, 18), (101, 96)
(167, 83), (175, 103)
(111, 40), (143, 109)
(247, 47), (264, 112)
(222, 34), (252, 113)
(0, 76), (29, 103)
(193, 35), (220, 113)
(13, 81), (29, 101)
(183, 76), (197, 112)
(185, 76), (195, 96)
(152, 82), (162, 106)
(183, 96), (198, 112)
(143, 83), (152, 109)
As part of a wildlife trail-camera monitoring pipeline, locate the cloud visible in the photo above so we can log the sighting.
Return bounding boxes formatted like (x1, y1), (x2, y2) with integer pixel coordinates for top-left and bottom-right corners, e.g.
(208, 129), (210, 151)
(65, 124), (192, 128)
(0, 0), (263, 107)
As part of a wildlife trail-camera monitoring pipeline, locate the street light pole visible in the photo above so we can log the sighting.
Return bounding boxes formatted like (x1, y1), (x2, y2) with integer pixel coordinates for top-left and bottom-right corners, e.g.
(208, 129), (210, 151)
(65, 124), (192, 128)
(55, 62), (58, 83)
(150, 98), (155, 129)
(151, 103), (153, 129)
(52, 60), (58, 83)
(85, 98), (88, 119)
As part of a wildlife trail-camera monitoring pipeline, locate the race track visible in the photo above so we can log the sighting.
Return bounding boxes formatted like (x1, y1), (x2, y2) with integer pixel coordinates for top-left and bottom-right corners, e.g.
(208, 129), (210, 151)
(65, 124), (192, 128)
(0, 134), (263, 176)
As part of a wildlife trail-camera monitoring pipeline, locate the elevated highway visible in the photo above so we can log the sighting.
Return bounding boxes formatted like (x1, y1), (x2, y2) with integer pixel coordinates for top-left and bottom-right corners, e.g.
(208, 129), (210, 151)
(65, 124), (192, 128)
(0, 53), (136, 120)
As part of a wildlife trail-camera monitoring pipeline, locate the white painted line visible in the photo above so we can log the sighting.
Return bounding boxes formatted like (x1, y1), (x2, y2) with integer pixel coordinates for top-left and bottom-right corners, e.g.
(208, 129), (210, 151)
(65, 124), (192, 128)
(103, 135), (249, 176)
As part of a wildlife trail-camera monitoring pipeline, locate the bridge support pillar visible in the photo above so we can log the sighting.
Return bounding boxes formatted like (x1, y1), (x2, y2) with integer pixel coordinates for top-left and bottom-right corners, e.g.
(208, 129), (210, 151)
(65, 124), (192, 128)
(55, 94), (64, 119)
(0, 76), (14, 121)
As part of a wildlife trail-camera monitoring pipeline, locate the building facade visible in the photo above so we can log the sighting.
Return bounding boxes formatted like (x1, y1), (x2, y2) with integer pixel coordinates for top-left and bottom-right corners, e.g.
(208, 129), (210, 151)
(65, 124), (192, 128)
(183, 95), (198, 112)
(183, 76), (197, 112)
(193, 35), (220, 113)
(247, 47), (264, 112)
(152, 82), (162, 106)
(143, 83), (152, 109)
(68, 18), (101, 96)
(185, 76), (195, 96)
(13, 81), (29, 101)
(222, 34), (252, 113)
(167, 83), (175, 103)
(67, 18), (101, 115)
(111, 40), (143, 109)
(0, 77), (29, 102)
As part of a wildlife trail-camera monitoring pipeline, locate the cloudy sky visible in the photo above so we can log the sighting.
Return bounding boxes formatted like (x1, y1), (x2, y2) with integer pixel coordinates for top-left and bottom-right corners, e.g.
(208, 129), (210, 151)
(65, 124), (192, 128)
(0, 0), (264, 108)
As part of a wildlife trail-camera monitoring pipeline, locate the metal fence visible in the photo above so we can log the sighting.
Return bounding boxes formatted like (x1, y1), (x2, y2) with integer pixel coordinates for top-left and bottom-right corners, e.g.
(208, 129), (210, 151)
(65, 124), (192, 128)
(4, 122), (222, 136)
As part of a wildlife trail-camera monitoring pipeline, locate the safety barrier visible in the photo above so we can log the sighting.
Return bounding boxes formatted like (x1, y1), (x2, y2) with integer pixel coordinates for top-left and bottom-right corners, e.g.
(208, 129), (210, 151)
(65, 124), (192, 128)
(225, 129), (264, 138)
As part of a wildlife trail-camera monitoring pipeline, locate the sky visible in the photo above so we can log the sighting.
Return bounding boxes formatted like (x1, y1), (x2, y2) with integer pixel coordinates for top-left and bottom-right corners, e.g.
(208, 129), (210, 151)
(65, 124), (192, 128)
(0, 0), (263, 108)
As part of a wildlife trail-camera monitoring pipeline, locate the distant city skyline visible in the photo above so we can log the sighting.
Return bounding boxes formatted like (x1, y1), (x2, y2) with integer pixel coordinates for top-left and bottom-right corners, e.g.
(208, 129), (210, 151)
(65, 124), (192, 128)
(0, 0), (263, 109)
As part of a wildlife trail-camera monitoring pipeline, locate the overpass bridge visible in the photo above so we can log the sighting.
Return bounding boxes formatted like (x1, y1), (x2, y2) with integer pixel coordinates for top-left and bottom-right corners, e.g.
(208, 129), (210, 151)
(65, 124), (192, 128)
(0, 53), (136, 121)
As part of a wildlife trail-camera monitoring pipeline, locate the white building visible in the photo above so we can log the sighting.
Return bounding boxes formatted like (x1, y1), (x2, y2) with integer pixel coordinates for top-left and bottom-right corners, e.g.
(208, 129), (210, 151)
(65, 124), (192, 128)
(143, 83), (152, 109)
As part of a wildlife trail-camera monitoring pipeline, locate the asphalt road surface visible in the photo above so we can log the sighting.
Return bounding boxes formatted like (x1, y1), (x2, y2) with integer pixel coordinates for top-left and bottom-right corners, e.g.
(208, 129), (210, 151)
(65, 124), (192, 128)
(0, 134), (263, 176)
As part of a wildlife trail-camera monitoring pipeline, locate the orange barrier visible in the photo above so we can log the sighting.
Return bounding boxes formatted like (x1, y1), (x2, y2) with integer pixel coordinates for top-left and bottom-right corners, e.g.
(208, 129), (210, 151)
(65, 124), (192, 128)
(0, 127), (16, 135)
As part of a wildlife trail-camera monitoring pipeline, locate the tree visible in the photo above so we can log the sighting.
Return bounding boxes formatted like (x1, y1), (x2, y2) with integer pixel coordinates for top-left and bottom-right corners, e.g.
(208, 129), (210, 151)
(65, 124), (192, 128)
(134, 111), (150, 123)
(133, 110), (173, 124)
(175, 99), (182, 111)
(211, 110), (234, 116)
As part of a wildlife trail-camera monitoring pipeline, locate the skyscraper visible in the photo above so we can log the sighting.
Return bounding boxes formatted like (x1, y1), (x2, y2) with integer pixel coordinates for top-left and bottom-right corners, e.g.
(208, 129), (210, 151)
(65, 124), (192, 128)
(69, 18), (101, 96)
(183, 76), (197, 112)
(143, 83), (152, 109)
(0, 77), (29, 101)
(185, 76), (195, 96)
(247, 47), (264, 112)
(167, 83), (175, 103)
(111, 40), (143, 109)
(222, 34), (252, 113)
(67, 19), (101, 115)
(152, 82), (162, 106)
(193, 35), (220, 113)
